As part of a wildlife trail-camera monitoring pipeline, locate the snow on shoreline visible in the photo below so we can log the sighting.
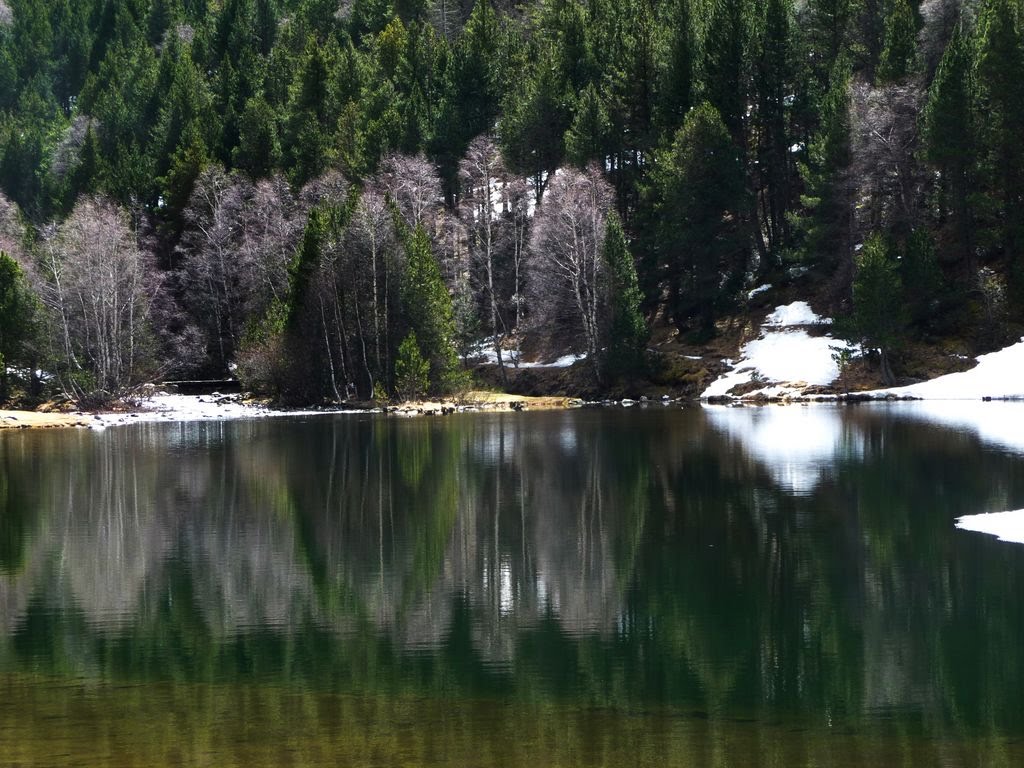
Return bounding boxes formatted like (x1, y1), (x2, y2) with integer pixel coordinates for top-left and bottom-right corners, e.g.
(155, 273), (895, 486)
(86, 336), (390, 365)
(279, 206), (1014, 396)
(872, 338), (1024, 401)
(703, 299), (1024, 402)
(956, 510), (1024, 545)
(88, 393), (359, 429)
(702, 302), (854, 399)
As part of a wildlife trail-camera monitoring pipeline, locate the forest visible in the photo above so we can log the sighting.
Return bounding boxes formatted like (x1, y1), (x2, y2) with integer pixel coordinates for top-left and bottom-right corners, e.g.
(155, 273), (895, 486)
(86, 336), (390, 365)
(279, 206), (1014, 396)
(0, 0), (1022, 404)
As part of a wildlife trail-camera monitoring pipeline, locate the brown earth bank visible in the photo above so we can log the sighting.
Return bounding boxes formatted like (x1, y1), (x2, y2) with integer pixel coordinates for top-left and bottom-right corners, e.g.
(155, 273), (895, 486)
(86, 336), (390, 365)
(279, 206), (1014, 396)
(0, 410), (94, 429)
(385, 390), (579, 416)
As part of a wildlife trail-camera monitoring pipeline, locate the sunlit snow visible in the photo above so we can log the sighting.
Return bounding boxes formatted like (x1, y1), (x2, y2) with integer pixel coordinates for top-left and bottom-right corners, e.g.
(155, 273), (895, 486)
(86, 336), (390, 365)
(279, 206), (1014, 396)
(89, 394), (351, 428)
(956, 510), (1024, 545)
(871, 338), (1024, 400)
(703, 302), (853, 399)
(466, 338), (586, 369)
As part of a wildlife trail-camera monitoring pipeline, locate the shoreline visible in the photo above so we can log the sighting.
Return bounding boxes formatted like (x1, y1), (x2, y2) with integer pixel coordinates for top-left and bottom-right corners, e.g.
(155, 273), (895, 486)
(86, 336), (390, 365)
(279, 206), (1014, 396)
(3, 380), (1023, 432)
(0, 390), (584, 431)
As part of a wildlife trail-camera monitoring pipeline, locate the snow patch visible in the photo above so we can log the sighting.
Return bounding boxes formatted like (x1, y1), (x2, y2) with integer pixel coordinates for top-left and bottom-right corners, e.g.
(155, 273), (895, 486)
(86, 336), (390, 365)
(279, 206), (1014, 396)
(871, 338), (1024, 401)
(466, 337), (586, 369)
(521, 353), (586, 369)
(956, 510), (1024, 545)
(89, 393), (358, 428)
(748, 284), (772, 299)
(764, 301), (827, 327)
(703, 302), (854, 399)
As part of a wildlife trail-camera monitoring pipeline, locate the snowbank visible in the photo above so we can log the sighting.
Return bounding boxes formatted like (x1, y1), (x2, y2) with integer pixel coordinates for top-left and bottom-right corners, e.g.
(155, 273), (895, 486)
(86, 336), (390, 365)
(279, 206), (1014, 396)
(956, 510), (1024, 545)
(89, 393), (355, 429)
(466, 338), (587, 369)
(871, 338), (1024, 400)
(703, 302), (854, 399)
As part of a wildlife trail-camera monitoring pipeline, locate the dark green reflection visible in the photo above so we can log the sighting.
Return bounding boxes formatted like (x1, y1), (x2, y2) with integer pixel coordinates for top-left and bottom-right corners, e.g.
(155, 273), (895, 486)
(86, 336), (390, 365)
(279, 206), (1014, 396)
(1, 405), (1023, 766)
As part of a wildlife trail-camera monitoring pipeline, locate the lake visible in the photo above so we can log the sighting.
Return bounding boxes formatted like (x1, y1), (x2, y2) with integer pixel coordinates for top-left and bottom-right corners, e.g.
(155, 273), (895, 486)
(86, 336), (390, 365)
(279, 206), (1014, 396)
(1, 404), (1024, 767)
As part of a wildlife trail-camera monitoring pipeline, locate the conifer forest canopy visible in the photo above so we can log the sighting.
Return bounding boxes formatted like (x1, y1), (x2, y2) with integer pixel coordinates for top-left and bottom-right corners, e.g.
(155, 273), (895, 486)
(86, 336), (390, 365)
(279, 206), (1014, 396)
(0, 0), (1022, 401)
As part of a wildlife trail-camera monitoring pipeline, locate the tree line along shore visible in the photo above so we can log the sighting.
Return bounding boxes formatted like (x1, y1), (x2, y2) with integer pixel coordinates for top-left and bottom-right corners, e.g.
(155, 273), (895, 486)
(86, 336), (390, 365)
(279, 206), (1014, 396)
(2, 0), (1022, 411)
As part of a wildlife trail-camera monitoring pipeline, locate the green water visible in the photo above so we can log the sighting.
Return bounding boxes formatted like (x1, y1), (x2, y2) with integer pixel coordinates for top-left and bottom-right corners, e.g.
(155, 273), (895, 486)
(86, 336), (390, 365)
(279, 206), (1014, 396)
(1, 405), (1024, 767)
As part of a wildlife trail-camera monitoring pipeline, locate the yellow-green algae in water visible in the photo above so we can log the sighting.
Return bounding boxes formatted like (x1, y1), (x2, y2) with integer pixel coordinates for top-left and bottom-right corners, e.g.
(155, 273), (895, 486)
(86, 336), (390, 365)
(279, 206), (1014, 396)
(3, 672), (1022, 768)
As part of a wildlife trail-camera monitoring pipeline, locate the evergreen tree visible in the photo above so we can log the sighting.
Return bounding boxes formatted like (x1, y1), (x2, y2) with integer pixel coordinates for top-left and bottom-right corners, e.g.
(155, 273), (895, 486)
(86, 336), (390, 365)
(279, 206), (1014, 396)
(0, 250), (38, 402)
(283, 36), (337, 185)
(899, 228), (941, 329)
(401, 225), (461, 393)
(394, 330), (430, 400)
(755, 0), (795, 257)
(974, 0), (1024, 266)
(794, 55), (853, 269)
(923, 23), (974, 273)
(602, 214), (647, 377)
(500, 44), (570, 198)
(705, 0), (749, 142)
(233, 95), (281, 178)
(849, 232), (905, 384)
(877, 0), (918, 82)
(650, 103), (749, 337)
(656, 0), (696, 134)
(564, 83), (613, 169)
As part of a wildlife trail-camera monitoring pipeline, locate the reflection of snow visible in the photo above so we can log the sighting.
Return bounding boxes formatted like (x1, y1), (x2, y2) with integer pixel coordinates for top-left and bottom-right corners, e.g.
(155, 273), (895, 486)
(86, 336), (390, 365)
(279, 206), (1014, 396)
(879, 401), (1024, 456)
(872, 338), (1024, 400)
(704, 404), (862, 495)
(703, 302), (854, 399)
(956, 510), (1024, 545)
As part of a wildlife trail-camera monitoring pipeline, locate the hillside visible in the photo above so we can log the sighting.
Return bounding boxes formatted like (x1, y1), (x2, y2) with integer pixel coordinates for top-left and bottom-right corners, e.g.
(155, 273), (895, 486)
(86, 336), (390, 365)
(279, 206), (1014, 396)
(1, 0), (1022, 408)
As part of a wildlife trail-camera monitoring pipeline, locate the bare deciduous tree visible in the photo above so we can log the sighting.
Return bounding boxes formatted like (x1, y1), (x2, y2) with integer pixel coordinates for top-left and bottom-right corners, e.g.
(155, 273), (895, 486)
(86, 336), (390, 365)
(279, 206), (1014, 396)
(850, 79), (926, 241)
(345, 187), (402, 394)
(0, 192), (25, 261)
(50, 116), (97, 180)
(528, 166), (613, 376)
(378, 153), (445, 233)
(37, 197), (152, 396)
(459, 135), (513, 379)
(178, 166), (305, 373)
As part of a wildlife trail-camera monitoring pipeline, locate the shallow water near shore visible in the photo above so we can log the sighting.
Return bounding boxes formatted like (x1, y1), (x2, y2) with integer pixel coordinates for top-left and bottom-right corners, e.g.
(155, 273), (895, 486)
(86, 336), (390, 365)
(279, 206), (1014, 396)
(2, 405), (1024, 766)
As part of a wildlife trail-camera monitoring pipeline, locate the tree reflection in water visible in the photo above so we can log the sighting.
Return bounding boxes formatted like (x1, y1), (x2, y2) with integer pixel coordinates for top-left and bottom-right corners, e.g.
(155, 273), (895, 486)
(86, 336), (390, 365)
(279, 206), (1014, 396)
(1, 405), (1023, 766)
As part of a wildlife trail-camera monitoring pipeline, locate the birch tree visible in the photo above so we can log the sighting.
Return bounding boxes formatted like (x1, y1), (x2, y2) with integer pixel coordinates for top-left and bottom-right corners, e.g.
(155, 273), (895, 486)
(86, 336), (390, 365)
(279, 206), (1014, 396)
(38, 197), (152, 396)
(459, 135), (512, 380)
(528, 166), (613, 376)
(178, 166), (304, 373)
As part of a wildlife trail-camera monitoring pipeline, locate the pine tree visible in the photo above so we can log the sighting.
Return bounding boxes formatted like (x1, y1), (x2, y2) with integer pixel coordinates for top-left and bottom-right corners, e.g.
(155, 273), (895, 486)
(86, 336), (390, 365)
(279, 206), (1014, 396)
(233, 95), (281, 178)
(878, 0), (918, 82)
(850, 232), (905, 384)
(705, 0), (749, 142)
(975, 0), (1024, 267)
(401, 225), (461, 393)
(656, 0), (696, 134)
(794, 55), (853, 269)
(0, 250), (38, 402)
(394, 330), (430, 400)
(650, 102), (749, 337)
(755, 0), (795, 257)
(564, 83), (613, 169)
(603, 214), (647, 377)
(923, 23), (974, 272)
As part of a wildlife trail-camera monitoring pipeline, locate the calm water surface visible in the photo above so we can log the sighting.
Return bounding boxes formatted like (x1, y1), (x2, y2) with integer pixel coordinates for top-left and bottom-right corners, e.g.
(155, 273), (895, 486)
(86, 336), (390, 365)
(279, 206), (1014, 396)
(1, 404), (1024, 767)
